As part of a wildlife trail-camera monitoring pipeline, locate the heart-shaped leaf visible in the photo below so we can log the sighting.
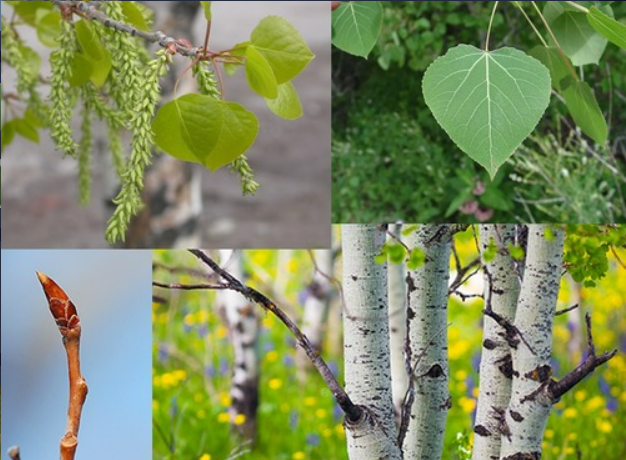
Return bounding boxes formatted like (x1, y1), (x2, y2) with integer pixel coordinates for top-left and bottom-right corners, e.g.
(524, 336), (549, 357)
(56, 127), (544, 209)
(529, 46), (570, 92)
(423, 45), (551, 178)
(246, 46), (278, 99)
(331, 1), (382, 58)
(587, 6), (626, 50)
(265, 82), (303, 120)
(561, 77), (607, 145)
(153, 94), (259, 171)
(249, 16), (315, 84)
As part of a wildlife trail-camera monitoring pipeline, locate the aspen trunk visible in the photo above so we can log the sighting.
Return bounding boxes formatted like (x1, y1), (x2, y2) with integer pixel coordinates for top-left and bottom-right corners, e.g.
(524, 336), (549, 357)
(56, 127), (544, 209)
(218, 250), (260, 442)
(387, 224), (408, 423)
(297, 249), (333, 378)
(403, 225), (452, 460)
(342, 224), (402, 460)
(472, 225), (524, 460)
(499, 225), (565, 460)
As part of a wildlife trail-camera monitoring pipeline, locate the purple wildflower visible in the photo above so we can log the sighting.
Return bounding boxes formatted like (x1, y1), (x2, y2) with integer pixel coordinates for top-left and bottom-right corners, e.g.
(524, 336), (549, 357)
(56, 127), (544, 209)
(306, 433), (320, 446)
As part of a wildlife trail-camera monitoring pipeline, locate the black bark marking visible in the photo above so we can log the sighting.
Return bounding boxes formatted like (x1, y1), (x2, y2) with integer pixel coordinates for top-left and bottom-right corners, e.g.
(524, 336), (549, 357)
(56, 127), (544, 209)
(483, 338), (497, 350)
(509, 410), (524, 422)
(425, 363), (445, 378)
(474, 424), (492, 437)
(525, 364), (552, 382)
(495, 354), (516, 379)
(502, 453), (541, 460)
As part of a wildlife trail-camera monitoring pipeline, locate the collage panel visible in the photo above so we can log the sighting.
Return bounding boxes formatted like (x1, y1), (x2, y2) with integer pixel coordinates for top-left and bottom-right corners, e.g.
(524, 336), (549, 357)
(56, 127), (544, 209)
(1, 249), (153, 459)
(151, 224), (625, 460)
(331, 1), (626, 224)
(1, 1), (330, 249)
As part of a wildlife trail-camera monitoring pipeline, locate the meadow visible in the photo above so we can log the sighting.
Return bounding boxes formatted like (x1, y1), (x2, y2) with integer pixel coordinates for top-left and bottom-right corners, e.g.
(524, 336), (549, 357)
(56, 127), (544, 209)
(152, 240), (626, 460)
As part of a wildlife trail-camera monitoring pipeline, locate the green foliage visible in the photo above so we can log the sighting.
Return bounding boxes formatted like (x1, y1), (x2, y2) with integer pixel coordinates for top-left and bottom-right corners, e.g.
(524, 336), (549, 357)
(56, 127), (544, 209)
(561, 77), (607, 145)
(588, 6), (626, 49)
(422, 45), (552, 178)
(331, 1), (383, 58)
(200, 1), (213, 21)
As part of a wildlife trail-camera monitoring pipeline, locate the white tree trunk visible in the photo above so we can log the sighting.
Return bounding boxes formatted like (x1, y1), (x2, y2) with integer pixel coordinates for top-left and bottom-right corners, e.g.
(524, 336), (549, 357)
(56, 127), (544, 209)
(297, 249), (333, 378)
(473, 225), (524, 460)
(403, 225), (452, 460)
(387, 224), (408, 423)
(499, 225), (564, 460)
(342, 225), (402, 460)
(218, 250), (259, 442)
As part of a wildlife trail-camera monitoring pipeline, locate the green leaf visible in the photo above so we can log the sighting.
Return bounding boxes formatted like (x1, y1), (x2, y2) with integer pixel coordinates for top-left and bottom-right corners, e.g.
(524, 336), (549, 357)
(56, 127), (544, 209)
(331, 1), (383, 58)
(407, 247), (426, 270)
(19, 43), (43, 76)
(445, 186), (473, 218)
(245, 46), (278, 99)
(89, 48), (112, 88)
(68, 53), (94, 87)
(561, 77), (608, 145)
(482, 238), (498, 263)
(422, 45), (551, 178)
(249, 16), (315, 84)
(507, 244), (526, 261)
(121, 1), (150, 32)
(529, 46), (571, 92)
(23, 108), (43, 129)
(224, 42), (248, 76)
(200, 1), (212, 21)
(6, 1), (53, 27)
(544, 2), (610, 66)
(264, 82), (303, 120)
(1, 121), (16, 153)
(35, 11), (62, 48)
(14, 118), (40, 143)
(587, 6), (626, 49)
(152, 94), (259, 172)
(76, 20), (105, 61)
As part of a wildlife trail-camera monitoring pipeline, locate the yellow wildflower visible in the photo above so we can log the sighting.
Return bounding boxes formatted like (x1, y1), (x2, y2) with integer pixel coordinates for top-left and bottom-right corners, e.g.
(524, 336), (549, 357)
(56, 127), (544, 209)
(268, 378), (283, 390)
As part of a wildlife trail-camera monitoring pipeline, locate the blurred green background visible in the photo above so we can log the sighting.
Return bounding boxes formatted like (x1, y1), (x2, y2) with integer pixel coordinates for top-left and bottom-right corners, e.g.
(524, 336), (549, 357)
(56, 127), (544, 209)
(152, 236), (626, 460)
(332, 1), (626, 224)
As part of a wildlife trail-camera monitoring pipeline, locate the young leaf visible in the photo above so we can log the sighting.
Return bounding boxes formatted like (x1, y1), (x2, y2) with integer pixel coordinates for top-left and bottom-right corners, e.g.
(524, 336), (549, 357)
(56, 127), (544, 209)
(75, 20), (105, 61)
(561, 77), (608, 145)
(529, 46), (571, 91)
(331, 1), (383, 58)
(7, 1), (53, 27)
(68, 53), (94, 87)
(544, 2), (609, 66)
(14, 118), (40, 143)
(587, 6), (626, 49)
(264, 82), (303, 120)
(200, 1), (212, 21)
(1, 121), (17, 153)
(152, 94), (259, 172)
(245, 46), (279, 99)
(35, 10), (62, 48)
(121, 1), (150, 31)
(249, 16), (315, 84)
(422, 45), (551, 178)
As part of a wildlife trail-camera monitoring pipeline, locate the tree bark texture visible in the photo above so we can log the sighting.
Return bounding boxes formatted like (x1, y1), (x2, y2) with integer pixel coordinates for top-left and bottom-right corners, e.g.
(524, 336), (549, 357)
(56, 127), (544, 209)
(473, 225), (524, 460)
(342, 225), (402, 460)
(403, 225), (452, 460)
(499, 225), (565, 460)
(387, 224), (408, 423)
(218, 250), (260, 442)
(297, 249), (333, 378)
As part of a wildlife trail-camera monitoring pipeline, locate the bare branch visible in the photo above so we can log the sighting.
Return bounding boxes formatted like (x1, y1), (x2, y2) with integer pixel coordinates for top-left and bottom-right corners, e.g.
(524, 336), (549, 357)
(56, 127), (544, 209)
(153, 281), (230, 291)
(555, 303), (579, 316)
(549, 313), (617, 400)
(184, 250), (363, 422)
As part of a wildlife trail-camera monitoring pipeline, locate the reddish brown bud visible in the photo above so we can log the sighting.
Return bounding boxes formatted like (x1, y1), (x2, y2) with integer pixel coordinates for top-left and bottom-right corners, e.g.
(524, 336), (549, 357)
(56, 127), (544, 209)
(36, 272), (80, 333)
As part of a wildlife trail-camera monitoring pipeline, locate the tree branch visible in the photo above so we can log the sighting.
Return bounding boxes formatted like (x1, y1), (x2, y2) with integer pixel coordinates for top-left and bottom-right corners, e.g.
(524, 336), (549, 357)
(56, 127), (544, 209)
(153, 281), (230, 291)
(159, 250), (363, 423)
(52, 0), (202, 57)
(548, 313), (617, 400)
(36, 272), (88, 460)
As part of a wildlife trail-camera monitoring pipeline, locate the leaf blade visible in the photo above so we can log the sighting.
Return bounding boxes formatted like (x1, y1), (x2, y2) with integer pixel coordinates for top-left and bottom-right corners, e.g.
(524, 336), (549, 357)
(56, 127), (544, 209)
(331, 1), (382, 58)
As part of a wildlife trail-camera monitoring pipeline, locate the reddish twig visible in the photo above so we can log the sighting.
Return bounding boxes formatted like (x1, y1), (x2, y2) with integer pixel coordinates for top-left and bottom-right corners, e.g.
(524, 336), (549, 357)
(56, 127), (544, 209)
(37, 272), (88, 460)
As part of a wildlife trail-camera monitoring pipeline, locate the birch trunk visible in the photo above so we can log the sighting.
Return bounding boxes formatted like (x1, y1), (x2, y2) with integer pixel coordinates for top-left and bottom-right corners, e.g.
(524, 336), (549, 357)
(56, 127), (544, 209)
(403, 225), (452, 460)
(218, 250), (260, 442)
(387, 224), (408, 423)
(297, 249), (333, 378)
(342, 225), (402, 460)
(473, 225), (524, 460)
(499, 225), (565, 460)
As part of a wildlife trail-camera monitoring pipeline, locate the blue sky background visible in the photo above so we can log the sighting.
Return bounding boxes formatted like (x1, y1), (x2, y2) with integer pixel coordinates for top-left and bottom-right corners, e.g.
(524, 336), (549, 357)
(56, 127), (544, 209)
(1, 250), (152, 458)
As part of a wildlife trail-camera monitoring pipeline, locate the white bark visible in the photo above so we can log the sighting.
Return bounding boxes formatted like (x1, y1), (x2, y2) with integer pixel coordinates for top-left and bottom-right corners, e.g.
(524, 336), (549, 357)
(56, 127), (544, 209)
(342, 225), (402, 460)
(403, 225), (452, 460)
(387, 224), (408, 423)
(473, 225), (523, 460)
(499, 225), (564, 460)
(218, 250), (259, 441)
(297, 249), (333, 378)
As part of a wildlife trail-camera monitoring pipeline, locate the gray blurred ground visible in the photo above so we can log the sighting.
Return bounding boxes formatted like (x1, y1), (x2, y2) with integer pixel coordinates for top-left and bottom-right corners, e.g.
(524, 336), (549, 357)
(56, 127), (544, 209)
(0, 1), (331, 249)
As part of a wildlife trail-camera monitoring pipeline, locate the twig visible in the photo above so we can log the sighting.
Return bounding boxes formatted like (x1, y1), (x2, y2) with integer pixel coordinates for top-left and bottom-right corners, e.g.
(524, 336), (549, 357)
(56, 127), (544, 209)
(36, 272), (88, 460)
(153, 281), (230, 291)
(555, 303), (579, 316)
(548, 313), (617, 400)
(184, 250), (363, 422)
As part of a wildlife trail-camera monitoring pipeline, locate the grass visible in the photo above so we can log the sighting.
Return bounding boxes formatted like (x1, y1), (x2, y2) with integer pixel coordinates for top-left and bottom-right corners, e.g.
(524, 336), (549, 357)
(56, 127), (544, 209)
(152, 245), (626, 460)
